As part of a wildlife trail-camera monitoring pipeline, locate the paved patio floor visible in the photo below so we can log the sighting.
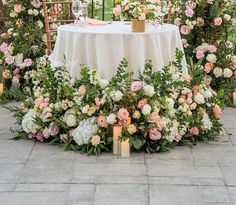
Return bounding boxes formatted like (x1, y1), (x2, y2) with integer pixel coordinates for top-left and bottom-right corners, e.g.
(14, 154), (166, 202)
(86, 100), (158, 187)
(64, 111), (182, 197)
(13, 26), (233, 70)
(0, 105), (236, 205)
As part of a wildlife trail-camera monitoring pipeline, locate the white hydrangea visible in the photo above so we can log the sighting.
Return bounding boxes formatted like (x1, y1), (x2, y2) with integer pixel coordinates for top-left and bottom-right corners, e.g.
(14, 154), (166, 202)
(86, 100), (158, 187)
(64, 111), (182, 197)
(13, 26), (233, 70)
(201, 114), (213, 130)
(72, 117), (98, 145)
(162, 118), (179, 142)
(203, 90), (212, 99)
(63, 109), (77, 127)
(22, 109), (40, 134)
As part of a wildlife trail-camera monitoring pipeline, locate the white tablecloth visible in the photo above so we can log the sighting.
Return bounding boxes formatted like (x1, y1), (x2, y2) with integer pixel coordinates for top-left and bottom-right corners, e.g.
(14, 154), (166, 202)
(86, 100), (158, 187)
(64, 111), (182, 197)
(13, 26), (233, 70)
(50, 22), (187, 80)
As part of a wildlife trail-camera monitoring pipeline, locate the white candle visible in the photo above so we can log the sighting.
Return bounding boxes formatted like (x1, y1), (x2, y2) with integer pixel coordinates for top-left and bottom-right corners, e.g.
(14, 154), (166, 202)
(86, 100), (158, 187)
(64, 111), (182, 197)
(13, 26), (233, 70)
(233, 91), (236, 105)
(0, 83), (3, 95)
(121, 139), (130, 158)
(113, 126), (122, 155)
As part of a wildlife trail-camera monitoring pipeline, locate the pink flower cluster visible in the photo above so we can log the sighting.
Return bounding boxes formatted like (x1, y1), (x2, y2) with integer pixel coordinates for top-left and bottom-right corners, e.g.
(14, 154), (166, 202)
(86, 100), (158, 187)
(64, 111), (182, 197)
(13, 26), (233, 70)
(196, 43), (217, 60)
(34, 97), (50, 110)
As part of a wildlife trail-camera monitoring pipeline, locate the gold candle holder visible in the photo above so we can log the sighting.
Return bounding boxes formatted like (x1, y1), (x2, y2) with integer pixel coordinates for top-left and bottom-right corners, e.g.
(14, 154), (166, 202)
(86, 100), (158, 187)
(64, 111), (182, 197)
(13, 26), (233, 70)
(113, 125), (122, 155)
(0, 83), (3, 95)
(120, 139), (130, 158)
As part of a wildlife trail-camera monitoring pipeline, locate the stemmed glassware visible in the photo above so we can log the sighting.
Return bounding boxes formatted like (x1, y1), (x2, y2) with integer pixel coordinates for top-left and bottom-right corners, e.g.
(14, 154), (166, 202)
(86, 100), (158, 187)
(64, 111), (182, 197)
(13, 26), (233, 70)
(79, 2), (88, 26)
(159, 1), (168, 26)
(72, 0), (81, 25)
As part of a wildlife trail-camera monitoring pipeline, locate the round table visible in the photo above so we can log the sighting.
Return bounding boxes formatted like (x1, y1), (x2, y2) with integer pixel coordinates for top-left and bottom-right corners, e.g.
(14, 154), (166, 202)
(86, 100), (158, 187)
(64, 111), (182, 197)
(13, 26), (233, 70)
(50, 22), (187, 80)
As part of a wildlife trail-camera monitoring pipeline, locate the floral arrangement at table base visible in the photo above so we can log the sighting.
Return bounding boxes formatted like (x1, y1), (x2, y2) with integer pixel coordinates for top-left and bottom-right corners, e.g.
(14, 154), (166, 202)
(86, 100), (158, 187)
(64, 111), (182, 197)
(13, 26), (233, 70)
(8, 50), (222, 155)
(174, 0), (236, 105)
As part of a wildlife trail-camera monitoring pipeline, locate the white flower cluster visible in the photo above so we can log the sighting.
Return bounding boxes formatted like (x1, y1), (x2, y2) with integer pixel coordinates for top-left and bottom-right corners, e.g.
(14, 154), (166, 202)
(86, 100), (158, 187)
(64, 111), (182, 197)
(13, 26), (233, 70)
(22, 109), (40, 134)
(72, 117), (98, 145)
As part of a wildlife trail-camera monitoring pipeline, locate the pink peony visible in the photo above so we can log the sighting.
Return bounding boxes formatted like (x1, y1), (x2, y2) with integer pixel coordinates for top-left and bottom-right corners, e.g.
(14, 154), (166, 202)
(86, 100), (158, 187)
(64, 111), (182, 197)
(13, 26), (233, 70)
(196, 50), (205, 59)
(14, 4), (23, 13)
(214, 17), (222, 26)
(180, 25), (191, 35)
(113, 5), (121, 16)
(131, 81), (142, 91)
(174, 18), (181, 27)
(5, 55), (14, 65)
(97, 115), (107, 128)
(208, 45), (217, 53)
(117, 108), (129, 121)
(185, 8), (194, 18)
(189, 127), (199, 136)
(149, 128), (161, 140)
(0, 43), (8, 52)
(138, 99), (147, 109)
(24, 58), (33, 67)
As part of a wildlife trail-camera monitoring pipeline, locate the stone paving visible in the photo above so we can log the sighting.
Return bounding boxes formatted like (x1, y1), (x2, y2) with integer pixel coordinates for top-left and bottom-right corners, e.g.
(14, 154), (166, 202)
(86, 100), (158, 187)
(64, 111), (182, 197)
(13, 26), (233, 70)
(0, 105), (236, 205)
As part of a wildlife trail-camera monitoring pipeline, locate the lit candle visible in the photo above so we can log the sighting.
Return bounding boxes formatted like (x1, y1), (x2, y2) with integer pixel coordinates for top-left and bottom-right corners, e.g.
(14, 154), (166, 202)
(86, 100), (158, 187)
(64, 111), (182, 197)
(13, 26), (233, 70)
(126, 117), (131, 126)
(120, 139), (130, 158)
(233, 91), (236, 105)
(0, 83), (3, 95)
(113, 125), (122, 155)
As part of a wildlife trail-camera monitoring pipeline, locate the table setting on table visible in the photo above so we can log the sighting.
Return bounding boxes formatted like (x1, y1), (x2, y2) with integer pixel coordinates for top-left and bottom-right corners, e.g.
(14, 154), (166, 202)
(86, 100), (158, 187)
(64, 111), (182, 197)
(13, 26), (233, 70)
(49, 0), (187, 81)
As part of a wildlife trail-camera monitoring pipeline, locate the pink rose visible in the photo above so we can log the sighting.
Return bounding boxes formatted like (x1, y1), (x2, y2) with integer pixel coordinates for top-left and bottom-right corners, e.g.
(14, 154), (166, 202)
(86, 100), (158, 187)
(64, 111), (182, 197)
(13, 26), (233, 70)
(138, 99), (147, 109)
(24, 58), (33, 67)
(189, 127), (199, 136)
(13, 68), (20, 76)
(113, 5), (121, 16)
(213, 105), (222, 119)
(142, 7), (149, 15)
(30, 0), (42, 8)
(214, 17), (222, 26)
(124, 5), (129, 11)
(190, 102), (197, 110)
(0, 43), (8, 52)
(14, 4), (23, 13)
(131, 81), (142, 91)
(182, 74), (192, 82)
(181, 88), (191, 95)
(2, 69), (11, 79)
(208, 45), (217, 53)
(5, 55), (14, 65)
(149, 112), (160, 122)
(204, 76), (212, 85)
(2, 0), (7, 5)
(97, 115), (107, 128)
(39, 56), (47, 66)
(149, 128), (161, 140)
(186, 97), (193, 105)
(180, 25), (191, 35)
(185, 8), (194, 18)
(178, 97), (186, 104)
(117, 108), (129, 121)
(196, 50), (205, 59)
(174, 18), (181, 27)
(185, 1), (196, 9)
(78, 85), (86, 96)
(193, 86), (201, 95)
(36, 132), (44, 142)
(204, 62), (214, 73)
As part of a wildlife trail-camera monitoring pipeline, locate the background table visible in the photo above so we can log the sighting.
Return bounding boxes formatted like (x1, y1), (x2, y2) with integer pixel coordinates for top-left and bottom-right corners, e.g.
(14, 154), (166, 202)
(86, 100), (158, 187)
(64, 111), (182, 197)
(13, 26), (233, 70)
(50, 22), (187, 80)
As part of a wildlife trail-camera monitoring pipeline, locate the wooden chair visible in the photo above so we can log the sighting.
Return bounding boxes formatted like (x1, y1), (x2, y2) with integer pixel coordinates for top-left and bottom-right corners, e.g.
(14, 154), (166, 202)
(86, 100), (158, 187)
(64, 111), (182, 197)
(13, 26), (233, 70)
(42, 0), (74, 54)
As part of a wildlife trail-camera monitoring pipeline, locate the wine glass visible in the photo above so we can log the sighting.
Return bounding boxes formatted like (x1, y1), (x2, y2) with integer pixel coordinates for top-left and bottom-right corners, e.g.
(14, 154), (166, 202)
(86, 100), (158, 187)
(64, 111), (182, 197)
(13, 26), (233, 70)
(72, 0), (81, 25)
(79, 2), (88, 26)
(160, 1), (168, 26)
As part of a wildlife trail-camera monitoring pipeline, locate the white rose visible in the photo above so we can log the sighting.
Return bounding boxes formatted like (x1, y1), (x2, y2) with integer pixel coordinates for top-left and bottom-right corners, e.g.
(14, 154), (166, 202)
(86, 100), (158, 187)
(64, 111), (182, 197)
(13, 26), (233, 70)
(224, 14), (231, 21)
(37, 20), (44, 29)
(82, 105), (89, 114)
(111, 90), (123, 101)
(7, 28), (14, 35)
(99, 79), (109, 89)
(231, 56), (236, 64)
(66, 114), (77, 127)
(28, 9), (33, 15)
(223, 68), (233, 78)
(206, 54), (217, 63)
(107, 113), (117, 124)
(232, 18), (236, 26)
(143, 85), (155, 97)
(33, 9), (39, 16)
(194, 93), (205, 104)
(213, 67), (223, 78)
(166, 98), (175, 110)
(142, 104), (152, 115)
(10, 12), (18, 18)
(204, 90), (212, 98)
